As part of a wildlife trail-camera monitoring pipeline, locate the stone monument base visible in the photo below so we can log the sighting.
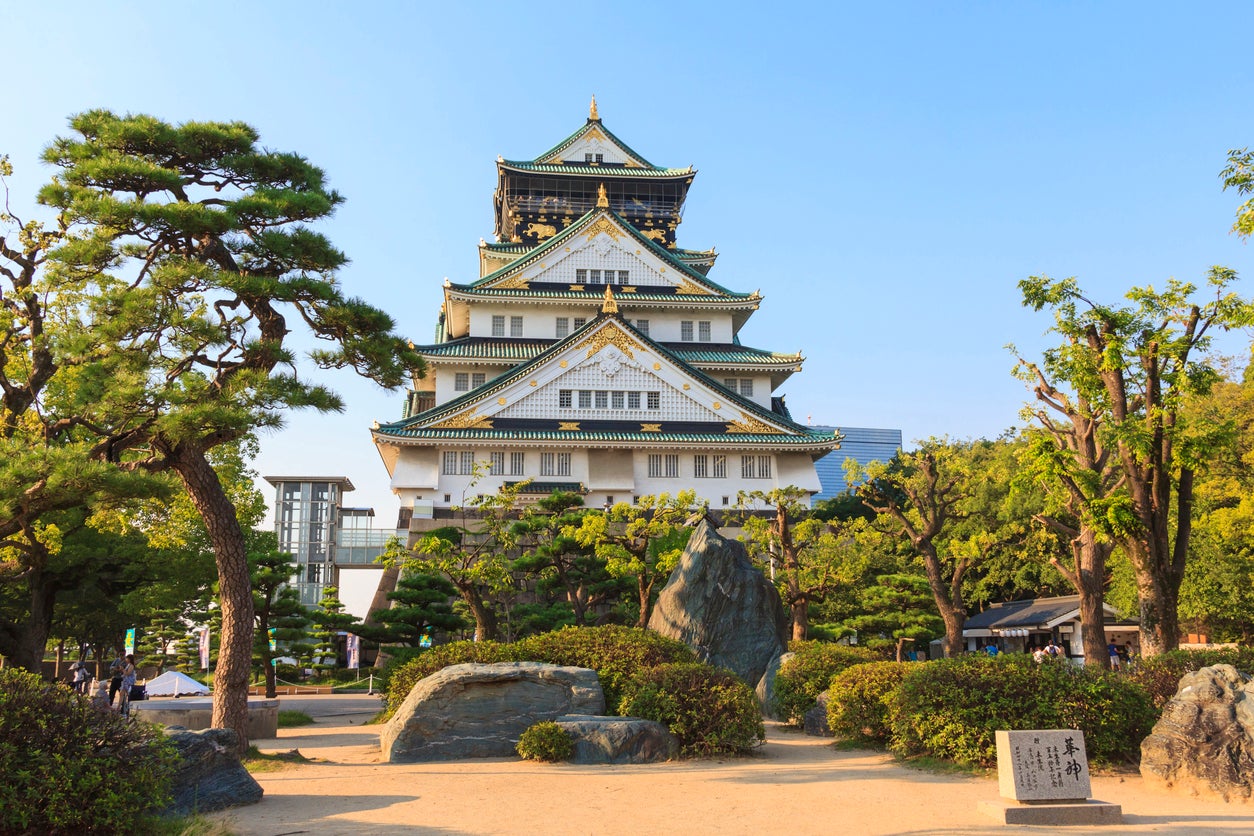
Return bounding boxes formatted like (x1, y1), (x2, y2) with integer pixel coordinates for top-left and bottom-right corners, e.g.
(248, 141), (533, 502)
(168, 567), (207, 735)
(978, 799), (1122, 826)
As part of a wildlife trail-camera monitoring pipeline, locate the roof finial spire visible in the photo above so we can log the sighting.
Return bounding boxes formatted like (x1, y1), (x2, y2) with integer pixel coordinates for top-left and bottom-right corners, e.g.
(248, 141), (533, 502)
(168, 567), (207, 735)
(602, 285), (618, 314)
(596, 183), (609, 208)
(590, 95), (600, 121)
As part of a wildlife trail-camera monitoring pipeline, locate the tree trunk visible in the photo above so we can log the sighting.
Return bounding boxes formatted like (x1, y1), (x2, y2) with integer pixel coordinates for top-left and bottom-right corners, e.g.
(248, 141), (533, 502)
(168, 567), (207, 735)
(1074, 529), (1111, 668)
(462, 588), (498, 642)
(169, 443), (253, 754)
(918, 545), (964, 657)
(790, 598), (808, 642)
(1136, 566), (1181, 656)
(636, 575), (651, 629)
(0, 565), (59, 671)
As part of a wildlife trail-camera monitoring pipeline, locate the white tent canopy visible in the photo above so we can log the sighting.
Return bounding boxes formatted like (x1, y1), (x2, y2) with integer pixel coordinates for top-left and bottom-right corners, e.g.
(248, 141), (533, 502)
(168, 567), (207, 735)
(144, 670), (210, 696)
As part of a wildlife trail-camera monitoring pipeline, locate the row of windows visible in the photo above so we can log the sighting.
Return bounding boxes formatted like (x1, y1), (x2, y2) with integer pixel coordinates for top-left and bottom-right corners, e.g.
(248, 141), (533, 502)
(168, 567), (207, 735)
(491, 315), (524, 337)
(441, 451), (570, 477)
(650, 454), (772, 480)
(724, 378), (754, 396)
(681, 320), (712, 342)
(454, 372), (486, 391)
(575, 269), (630, 285)
(440, 451), (773, 480)
(555, 316), (588, 338)
(558, 389), (661, 410)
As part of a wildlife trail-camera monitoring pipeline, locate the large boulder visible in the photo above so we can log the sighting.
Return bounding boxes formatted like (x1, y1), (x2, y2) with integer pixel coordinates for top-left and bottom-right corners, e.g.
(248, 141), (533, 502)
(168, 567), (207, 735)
(648, 519), (789, 686)
(1141, 664), (1254, 802)
(804, 691), (834, 737)
(555, 715), (679, 764)
(381, 662), (604, 762)
(756, 652), (793, 720)
(163, 728), (263, 815)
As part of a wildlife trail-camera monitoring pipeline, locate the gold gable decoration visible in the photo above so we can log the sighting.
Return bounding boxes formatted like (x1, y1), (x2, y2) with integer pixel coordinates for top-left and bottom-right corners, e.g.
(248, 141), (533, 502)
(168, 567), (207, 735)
(489, 274), (530, 290)
(676, 277), (713, 296)
(433, 410), (495, 430)
(602, 285), (618, 314)
(576, 325), (643, 360)
(583, 217), (622, 241)
(725, 414), (785, 435)
(596, 183), (609, 208)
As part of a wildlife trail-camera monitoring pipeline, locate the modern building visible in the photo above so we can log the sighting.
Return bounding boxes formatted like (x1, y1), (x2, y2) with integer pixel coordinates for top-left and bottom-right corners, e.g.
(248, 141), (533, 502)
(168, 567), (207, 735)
(263, 476), (396, 616)
(372, 100), (840, 530)
(811, 425), (903, 501)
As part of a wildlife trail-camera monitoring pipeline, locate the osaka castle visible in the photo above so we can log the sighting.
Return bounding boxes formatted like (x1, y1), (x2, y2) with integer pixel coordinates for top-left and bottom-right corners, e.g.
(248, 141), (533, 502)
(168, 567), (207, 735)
(372, 99), (839, 522)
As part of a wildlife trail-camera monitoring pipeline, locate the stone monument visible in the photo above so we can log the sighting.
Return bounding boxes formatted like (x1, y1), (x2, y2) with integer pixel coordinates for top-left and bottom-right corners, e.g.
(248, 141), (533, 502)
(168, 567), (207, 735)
(978, 730), (1122, 825)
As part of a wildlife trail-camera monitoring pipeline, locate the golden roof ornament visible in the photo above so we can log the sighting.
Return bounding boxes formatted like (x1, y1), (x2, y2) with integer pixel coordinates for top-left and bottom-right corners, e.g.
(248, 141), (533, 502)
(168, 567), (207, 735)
(590, 95), (599, 121)
(596, 183), (609, 208)
(602, 285), (618, 314)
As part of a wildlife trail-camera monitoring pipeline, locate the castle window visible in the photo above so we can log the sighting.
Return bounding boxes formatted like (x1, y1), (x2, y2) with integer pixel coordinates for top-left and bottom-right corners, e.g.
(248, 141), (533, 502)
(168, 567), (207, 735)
(595, 391), (608, 409)
(575, 269), (587, 283)
(542, 452), (571, 477)
(617, 270), (629, 285)
(589, 269), (602, 285)
(578, 390), (592, 408)
(489, 452), (505, 475)
(647, 391), (660, 410)
(541, 452), (556, 476)
(556, 317), (569, 338)
(698, 321), (711, 342)
(557, 452), (572, 477)
(634, 319), (649, 336)
(694, 455), (708, 478)
(713, 455), (726, 478)
(510, 316), (523, 337)
(665, 455), (679, 478)
(472, 372), (486, 388)
(739, 379), (753, 396)
(492, 315), (505, 337)
(573, 317), (587, 329)
(611, 391), (625, 409)
(455, 373), (469, 391)
(681, 321), (693, 341)
(627, 391), (641, 409)
(511, 452), (526, 475)
(559, 390), (572, 409)
(758, 456), (772, 479)
(647, 454), (662, 478)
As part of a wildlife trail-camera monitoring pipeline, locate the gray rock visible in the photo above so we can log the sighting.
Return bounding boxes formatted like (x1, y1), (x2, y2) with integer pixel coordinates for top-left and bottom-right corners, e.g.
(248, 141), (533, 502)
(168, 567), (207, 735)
(555, 714), (679, 764)
(648, 519), (789, 687)
(381, 662), (605, 763)
(756, 652), (793, 720)
(804, 691), (834, 737)
(163, 728), (263, 815)
(1141, 664), (1254, 802)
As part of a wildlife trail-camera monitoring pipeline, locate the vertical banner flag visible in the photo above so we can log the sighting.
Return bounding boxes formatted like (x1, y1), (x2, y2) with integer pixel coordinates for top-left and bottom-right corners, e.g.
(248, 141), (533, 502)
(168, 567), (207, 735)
(198, 626), (210, 670)
(347, 633), (360, 670)
(268, 627), (277, 653)
(125, 628), (136, 655)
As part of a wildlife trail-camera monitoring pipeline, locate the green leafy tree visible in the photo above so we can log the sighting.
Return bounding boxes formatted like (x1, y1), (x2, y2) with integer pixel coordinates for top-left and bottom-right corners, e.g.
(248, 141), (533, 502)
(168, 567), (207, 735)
(1222, 147), (1254, 237)
(852, 440), (983, 657)
(511, 492), (622, 626)
(568, 492), (698, 629)
(310, 586), (360, 673)
(1017, 272), (1253, 654)
(250, 536), (312, 698)
(34, 111), (423, 747)
(393, 477), (526, 641)
(355, 570), (467, 647)
(736, 486), (858, 641)
(841, 573), (945, 659)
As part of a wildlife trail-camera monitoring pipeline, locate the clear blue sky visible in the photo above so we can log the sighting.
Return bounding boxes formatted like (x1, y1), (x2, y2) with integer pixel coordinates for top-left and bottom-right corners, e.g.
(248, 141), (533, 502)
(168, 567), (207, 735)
(3, 3), (1251, 526)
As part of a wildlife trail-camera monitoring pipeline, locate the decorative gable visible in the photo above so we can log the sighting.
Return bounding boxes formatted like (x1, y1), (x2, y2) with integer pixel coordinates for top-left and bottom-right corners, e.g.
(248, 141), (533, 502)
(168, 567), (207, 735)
(478, 210), (718, 296)
(543, 123), (647, 168)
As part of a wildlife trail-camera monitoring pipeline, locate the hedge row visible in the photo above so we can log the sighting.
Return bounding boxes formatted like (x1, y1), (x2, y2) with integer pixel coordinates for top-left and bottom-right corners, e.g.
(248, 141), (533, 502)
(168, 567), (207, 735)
(770, 641), (881, 725)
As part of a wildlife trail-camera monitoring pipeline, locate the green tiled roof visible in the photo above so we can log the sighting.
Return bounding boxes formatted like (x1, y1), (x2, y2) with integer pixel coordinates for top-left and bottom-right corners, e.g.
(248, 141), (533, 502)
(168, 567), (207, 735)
(448, 286), (756, 303)
(415, 338), (801, 366)
(467, 208), (744, 297)
(500, 161), (692, 178)
(376, 426), (836, 447)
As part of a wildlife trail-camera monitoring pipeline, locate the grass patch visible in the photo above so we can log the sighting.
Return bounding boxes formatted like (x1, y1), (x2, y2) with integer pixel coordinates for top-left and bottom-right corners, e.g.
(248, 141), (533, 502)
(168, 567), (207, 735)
(244, 746), (312, 773)
(896, 753), (990, 777)
(144, 814), (238, 835)
(277, 710), (314, 728)
(830, 737), (885, 752)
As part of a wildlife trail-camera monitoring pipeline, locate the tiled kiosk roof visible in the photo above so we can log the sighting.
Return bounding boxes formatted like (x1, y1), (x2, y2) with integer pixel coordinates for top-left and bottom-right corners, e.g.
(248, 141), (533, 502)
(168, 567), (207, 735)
(963, 596), (1121, 632)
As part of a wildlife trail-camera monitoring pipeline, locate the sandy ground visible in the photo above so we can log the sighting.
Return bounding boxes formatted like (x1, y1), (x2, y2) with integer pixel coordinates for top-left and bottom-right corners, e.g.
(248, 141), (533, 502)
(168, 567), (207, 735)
(205, 695), (1254, 836)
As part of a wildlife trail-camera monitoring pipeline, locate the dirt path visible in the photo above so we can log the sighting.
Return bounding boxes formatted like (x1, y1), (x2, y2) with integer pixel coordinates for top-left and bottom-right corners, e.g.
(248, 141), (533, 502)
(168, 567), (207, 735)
(207, 696), (1254, 835)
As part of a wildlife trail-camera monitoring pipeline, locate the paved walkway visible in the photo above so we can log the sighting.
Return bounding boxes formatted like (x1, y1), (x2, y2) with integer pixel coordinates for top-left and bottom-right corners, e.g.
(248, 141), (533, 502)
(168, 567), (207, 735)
(207, 695), (1254, 836)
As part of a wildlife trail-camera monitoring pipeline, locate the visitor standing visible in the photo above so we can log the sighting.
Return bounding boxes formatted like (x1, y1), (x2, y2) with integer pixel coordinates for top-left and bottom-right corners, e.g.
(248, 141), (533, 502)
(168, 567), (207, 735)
(71, 660), (90, 695)
(108, 655), (125, 708)
(1108, 642), (1121, 671)
(118, 655), (137, 717)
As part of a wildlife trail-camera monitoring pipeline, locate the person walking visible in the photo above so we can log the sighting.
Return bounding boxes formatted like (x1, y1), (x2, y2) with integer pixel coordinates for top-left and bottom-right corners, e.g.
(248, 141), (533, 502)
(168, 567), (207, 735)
(108, 655), (125, 709)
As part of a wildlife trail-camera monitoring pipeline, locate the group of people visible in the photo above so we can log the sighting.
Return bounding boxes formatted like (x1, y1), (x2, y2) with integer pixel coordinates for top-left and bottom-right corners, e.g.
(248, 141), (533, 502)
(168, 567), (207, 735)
(67, 654), (138, 715)
(1030, 640), (1065, 662)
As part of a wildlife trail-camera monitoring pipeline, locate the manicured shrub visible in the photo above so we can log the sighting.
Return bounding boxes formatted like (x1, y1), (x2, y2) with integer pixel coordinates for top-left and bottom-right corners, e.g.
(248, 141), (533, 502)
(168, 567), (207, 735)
(1126, 647), (1254, 708)
(826, 661), (909, 745)
(888, 654), (1155, 767)
(619, 663), (764, 757)
(0, 667), (179, 833)
(516, 721), (574, 762)
(383, 640), (520, 718)
(771, 641), (881, 725)
(518, 625), (697, 711)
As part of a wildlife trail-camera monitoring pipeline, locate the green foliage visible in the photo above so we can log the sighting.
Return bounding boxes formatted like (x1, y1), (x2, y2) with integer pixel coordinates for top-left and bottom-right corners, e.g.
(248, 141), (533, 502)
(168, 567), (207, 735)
(1126, 647), (1254, 708)
(516, 721), (574, 762)
(826, 661), (909, 745)
(889, 655), (1156, 767)
(618, 663), (764, 757)
(0, 668), (179, 832)
(771, 640), (881, 725)
(840, 573), (944, 653)
(355, 570), (466, 647)
(310, 586), (360, 671)
(1221, 146), (1254, 238)
(277, 710), (315, 728)
(519, 625), (697, 710)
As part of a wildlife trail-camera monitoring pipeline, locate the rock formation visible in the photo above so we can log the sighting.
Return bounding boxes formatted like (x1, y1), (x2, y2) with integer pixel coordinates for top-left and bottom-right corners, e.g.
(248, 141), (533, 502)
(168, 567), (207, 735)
(163, 728), (263, 815)
(555, 715), (678, 763)
(381, 662), (604, 762)
(1141, 664), (1254, 802)
(648, 519), (789, 686)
